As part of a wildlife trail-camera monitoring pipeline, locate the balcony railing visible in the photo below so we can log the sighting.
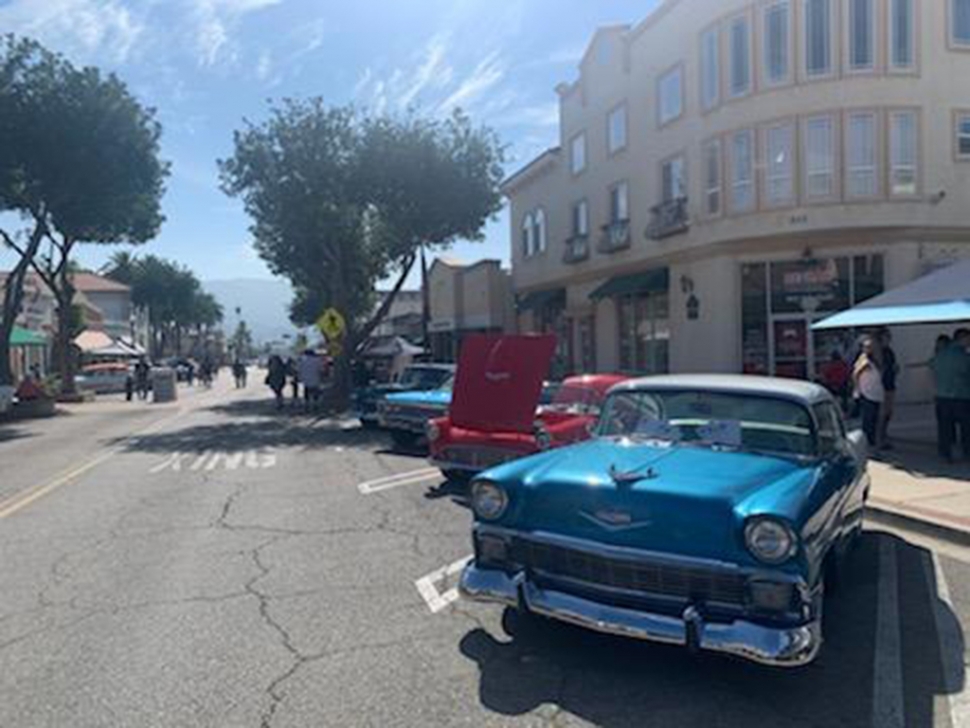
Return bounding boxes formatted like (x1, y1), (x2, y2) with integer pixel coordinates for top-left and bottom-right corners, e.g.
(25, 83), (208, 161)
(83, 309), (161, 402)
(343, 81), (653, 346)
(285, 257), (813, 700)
(563, 235), (590, 264)
(645, 197), (690, 240)
(598, 219), (631, 254)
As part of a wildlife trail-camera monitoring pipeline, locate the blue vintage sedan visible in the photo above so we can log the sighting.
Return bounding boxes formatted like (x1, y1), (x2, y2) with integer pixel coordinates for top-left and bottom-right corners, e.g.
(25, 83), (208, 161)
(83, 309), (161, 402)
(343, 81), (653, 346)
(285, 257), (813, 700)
(460, 375), (870, 667)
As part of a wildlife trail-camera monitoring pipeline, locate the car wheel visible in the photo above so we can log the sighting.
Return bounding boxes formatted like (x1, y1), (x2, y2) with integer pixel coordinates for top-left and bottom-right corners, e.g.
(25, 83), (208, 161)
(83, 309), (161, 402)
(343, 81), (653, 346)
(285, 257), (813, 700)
(390, 430), (417, 450)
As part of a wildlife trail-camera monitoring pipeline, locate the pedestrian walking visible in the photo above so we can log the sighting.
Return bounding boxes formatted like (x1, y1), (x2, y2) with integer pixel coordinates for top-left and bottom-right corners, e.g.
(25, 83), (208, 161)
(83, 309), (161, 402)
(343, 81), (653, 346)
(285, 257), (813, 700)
(931, 329), (970, 462)
(852, 336), (884, 448)
(286, 357), (299, 404)
(134, 357), (150, 401)
(297, 349), (323, 412)
(876, 327), (899, 450)
(265, 355), (287, 410)
(232, 359), (247, 389)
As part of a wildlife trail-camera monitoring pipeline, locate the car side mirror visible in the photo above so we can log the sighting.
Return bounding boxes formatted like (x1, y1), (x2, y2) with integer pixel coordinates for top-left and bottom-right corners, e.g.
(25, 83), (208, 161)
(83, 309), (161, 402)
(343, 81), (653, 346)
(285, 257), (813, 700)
(845, 429), (868, 464)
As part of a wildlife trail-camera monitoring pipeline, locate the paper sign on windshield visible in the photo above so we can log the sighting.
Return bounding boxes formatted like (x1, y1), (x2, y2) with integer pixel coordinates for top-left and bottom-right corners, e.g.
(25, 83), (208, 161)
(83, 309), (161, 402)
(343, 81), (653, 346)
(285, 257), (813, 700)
(634, 420), (681, 441)
(697, 420), (742, 447)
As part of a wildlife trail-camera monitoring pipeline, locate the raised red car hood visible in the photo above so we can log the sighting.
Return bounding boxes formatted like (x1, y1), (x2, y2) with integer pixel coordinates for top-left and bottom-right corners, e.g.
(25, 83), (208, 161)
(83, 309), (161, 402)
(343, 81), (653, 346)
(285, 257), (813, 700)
(449, 334), (556, 434)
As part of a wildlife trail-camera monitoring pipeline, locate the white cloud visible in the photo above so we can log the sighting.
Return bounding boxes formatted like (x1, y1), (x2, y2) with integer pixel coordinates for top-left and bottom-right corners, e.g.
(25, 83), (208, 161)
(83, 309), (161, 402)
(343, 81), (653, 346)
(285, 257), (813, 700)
(185, 0), (282, 68)
(255, 50), (272, 81)
(0, 0), (147, 64)
(437, 51), (505, 114)
(397, 32), (453, 110)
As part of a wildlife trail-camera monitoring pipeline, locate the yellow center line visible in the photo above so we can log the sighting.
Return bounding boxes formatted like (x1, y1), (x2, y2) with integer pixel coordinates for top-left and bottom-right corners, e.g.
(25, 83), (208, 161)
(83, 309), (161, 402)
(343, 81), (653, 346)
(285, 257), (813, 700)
(0, 385), (231, 520)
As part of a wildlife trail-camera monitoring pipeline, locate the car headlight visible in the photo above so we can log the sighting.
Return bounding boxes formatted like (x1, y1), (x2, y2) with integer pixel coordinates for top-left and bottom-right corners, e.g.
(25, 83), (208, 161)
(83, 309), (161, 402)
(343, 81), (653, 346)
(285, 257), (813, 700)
(471, 480), (509, 521)
(426, 420), (440, 442)
(744, 518), (797, 564)
(534, 424), (552, 450)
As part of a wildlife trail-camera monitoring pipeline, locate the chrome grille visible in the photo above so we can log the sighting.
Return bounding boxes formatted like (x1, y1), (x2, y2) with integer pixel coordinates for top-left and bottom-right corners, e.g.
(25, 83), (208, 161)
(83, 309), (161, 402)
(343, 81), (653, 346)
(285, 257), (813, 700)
(438, 446), (518, 469)
(511, 539), (746, 606)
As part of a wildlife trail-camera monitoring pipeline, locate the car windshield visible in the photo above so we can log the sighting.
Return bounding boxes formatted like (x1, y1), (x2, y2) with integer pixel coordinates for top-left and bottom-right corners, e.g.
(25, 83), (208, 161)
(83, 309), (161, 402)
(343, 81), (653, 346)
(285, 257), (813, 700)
(597, 389), (815, 458)
(538, 383), (561, 405)
(399, 367), (449, 390)
(546, 385), (604, 415)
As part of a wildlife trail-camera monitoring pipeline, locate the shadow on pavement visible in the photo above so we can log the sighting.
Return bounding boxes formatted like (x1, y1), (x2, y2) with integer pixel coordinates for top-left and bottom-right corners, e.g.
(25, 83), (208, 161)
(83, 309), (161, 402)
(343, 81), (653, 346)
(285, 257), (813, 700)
(459, 531), (963, 728)
(873, 446), (970, 482)
(0, 424), (34, 444)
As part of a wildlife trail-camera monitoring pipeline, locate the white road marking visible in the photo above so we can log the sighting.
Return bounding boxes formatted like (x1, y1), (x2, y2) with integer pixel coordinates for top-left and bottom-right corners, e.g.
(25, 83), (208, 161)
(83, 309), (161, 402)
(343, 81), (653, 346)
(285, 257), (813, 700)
(414, 555), (473, 613)
(151, 449), (278, 474)
(357, 468), (440, 495)
(872, 538), (905, 728)
(190, 450), (213, 471)
(925, 552), (970, 727)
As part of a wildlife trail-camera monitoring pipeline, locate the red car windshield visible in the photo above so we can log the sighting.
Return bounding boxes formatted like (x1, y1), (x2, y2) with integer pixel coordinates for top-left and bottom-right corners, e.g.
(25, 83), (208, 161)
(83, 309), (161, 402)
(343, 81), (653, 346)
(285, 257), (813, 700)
(546, 385), (604, 415)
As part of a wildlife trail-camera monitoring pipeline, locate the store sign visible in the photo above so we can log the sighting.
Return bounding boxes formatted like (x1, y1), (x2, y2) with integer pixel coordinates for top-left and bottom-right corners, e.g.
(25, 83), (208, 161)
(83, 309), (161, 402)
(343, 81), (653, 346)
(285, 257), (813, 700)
(772, 259), (847, 313)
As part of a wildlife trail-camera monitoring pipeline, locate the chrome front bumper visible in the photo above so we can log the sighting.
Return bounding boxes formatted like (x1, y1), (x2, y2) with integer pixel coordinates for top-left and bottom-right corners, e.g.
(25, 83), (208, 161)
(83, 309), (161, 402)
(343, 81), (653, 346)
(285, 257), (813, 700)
(459, 564), (821, 668)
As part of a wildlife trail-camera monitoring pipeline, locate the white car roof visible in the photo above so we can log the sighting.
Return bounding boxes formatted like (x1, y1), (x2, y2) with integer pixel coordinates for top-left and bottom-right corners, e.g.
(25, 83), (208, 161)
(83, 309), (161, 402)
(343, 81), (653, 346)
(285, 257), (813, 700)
(610, 374), (834, 406)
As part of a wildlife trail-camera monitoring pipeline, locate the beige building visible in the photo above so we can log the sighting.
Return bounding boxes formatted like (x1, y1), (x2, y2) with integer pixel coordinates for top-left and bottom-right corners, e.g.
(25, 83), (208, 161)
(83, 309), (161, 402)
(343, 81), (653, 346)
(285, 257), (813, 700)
(507, 0), (970, 404)
(428, 258), (514, 361)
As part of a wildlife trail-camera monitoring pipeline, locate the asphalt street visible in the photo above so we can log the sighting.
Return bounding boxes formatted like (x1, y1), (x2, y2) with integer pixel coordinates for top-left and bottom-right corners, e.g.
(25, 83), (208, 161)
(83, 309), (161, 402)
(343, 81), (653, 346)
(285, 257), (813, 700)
(1, 376), (969, 727)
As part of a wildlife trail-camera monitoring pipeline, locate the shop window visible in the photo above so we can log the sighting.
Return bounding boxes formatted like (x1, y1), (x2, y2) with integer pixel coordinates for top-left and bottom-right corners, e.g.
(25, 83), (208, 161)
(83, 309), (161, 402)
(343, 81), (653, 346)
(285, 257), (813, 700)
(845, 111), (879, 199)
(803, 115), (836, 201)
(742, 263), (769, 375)
(853, 254), (885, 303)
(763, 1), (792, 85)
(958, 113), (970, 160)
(700, 26), (720, 110)
(577, 315), (597, 373)
(618, 291), (669, 375)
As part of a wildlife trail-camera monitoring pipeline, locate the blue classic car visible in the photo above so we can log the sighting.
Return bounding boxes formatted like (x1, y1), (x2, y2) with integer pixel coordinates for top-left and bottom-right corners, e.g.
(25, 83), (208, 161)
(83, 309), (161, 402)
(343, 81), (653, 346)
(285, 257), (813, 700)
(353, 364), (455, 428)
(460, 375), (870, 667)
(378, 379), (454, 449)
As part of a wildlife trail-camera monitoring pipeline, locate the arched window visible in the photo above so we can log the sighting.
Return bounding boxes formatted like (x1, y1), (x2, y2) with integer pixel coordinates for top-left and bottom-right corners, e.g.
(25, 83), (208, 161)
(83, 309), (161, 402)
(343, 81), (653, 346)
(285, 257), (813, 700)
(533, 208), (546, 254)
(521, 212), (534, 257)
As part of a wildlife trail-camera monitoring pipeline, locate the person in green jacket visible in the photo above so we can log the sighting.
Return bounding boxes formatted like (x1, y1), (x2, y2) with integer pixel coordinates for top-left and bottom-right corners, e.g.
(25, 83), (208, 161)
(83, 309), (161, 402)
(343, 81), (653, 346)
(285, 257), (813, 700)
(931, 329), (970, 462)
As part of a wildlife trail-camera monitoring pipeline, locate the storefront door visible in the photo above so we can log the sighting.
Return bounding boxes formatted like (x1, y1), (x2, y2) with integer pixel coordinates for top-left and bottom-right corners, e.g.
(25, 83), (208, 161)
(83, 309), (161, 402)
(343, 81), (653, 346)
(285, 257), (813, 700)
(770, 315), (854, 382)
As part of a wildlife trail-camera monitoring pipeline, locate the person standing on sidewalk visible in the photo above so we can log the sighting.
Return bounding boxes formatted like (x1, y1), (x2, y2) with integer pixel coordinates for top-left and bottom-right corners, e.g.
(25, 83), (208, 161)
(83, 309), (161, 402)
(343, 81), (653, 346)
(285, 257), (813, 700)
(297, 349), (322, 412)
(265, 355), (287, 410)
(853, 336), (884, 448)
(876, 327), (899, 450)
(931, 329), (970, 462)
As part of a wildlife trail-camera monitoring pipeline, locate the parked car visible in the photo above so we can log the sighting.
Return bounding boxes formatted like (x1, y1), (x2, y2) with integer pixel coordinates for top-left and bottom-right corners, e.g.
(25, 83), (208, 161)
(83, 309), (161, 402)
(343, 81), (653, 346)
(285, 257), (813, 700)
(429, 369), (628, 480)
(76, 362), (132, 394)
(353, 363), (455, 428)
(459, 374), (869, 668)
(378, 376), (454, 449)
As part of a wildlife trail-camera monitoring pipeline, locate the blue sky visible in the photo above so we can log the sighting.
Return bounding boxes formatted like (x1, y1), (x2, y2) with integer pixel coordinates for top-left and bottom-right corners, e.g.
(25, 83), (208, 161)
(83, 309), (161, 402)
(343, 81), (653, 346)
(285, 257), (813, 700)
(0, 0), (657, 285)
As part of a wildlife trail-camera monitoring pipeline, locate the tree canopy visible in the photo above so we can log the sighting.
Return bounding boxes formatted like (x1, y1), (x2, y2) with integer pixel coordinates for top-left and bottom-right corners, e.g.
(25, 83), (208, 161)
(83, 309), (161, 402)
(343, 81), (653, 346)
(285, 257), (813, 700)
(219, 100), (504, 390)
(0, 34), (168, 388)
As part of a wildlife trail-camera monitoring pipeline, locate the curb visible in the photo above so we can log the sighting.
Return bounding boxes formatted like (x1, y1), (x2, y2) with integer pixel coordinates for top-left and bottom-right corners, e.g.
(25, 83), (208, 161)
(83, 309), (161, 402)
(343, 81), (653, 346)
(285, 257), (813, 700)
(867, 501), (970, 548)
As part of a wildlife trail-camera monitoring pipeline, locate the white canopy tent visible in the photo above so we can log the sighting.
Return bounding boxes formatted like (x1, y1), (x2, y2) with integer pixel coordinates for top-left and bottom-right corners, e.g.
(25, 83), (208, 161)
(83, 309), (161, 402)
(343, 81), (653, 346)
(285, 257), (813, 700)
(813, 259), (970, 330)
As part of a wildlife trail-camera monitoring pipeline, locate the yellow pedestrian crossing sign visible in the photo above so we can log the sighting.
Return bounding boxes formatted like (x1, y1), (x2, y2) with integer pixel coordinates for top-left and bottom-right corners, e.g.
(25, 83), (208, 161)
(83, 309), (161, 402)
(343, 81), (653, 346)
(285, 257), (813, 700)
(316, 308), (346, 340)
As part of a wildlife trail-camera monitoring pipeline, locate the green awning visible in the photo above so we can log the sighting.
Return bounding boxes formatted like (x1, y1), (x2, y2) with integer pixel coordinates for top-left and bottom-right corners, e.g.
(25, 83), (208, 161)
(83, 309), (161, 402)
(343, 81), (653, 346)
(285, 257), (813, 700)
(10, 326), (48, 347)
(517, 288), (566, 312)
(589, 268), (670, 300)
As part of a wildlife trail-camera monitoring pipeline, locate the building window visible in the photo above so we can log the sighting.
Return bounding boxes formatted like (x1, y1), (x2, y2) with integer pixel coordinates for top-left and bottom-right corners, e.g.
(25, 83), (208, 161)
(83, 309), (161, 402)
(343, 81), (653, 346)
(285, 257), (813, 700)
(846, 112), (879, 198)
(658, 66), (683, 126)
(576, 315), (596, 373)
(731, 129), (756, 213)
(953, 0), (970, 46)
(890, 0), (915, 69)
(618, 291), (669, 375)
(848, 0), (875, 70)
(957, 112), (970, 159)
(532, 208), (547, 253)
(804, 0), (833, 77)
(889, 110), (919, 196)
(521, 213), (534, 257)
(609, 181), (629, 223)
(763, 2), (791, 85)
(700, 26), (720, 110)
(703, 139), (722, 216)
(763, 123), (794, 207)
(608, 104), (627, 154)
(571, 132), (587, 175)
(661, 156), (687, 202)
(804, 115), (836, 201)
(729, 15), (752, 97)
(572, 199), (589, 236)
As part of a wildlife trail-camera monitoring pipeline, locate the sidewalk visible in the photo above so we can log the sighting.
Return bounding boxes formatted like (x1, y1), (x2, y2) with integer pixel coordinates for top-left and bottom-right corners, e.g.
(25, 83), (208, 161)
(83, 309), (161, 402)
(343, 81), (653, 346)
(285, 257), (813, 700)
(867, 442), (970, 545)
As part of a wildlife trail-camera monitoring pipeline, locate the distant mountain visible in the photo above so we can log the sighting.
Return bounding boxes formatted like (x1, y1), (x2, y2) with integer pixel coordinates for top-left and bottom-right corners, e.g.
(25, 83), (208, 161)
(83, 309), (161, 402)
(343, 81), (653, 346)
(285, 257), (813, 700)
(203, 278), (301, 344)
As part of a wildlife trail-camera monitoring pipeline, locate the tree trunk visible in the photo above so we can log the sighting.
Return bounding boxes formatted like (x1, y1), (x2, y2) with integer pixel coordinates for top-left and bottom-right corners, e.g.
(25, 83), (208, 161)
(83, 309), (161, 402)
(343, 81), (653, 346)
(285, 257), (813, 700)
(53, 270), (77, 396)
(0, 225), (46, 386)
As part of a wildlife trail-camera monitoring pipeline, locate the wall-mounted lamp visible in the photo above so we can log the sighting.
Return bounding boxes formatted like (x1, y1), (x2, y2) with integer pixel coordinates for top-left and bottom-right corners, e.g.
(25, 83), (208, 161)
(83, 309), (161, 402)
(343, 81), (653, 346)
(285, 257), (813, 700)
(680, 275), (695, 295)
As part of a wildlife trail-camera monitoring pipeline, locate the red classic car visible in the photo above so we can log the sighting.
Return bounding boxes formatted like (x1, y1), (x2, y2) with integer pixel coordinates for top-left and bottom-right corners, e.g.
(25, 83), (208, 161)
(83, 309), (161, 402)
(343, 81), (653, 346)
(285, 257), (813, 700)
(426, 333), (627, 480)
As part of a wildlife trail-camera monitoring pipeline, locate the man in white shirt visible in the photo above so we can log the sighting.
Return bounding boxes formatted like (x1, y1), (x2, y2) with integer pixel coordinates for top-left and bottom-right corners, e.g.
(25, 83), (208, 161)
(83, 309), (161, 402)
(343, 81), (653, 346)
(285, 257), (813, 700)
(297, 350), (323, 412)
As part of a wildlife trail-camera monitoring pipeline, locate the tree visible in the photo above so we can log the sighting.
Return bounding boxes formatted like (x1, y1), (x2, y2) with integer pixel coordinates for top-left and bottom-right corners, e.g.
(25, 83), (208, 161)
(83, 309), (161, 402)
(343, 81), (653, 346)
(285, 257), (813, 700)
(220, 100), (504, 401)
(0, 35), (168, 393)
(231, 320), (254, 360)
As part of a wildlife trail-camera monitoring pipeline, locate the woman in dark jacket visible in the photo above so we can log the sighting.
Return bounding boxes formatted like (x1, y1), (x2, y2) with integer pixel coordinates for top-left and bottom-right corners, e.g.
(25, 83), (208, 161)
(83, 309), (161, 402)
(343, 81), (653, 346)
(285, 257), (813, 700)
(266, 355), (287, 410)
